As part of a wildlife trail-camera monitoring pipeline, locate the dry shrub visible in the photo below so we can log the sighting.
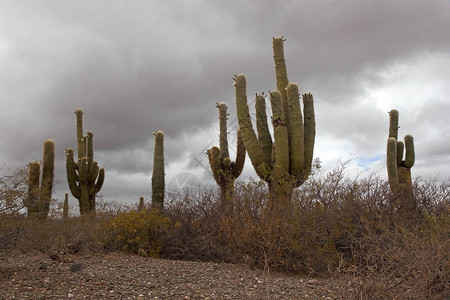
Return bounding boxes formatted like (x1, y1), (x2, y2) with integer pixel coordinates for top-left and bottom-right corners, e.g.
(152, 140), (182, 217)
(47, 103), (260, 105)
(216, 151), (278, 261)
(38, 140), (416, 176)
(1, 162), (448, 298)
(10, 214), (105, 259)
(221, 176), (346, 274)
(218, 162), (449, 299)
(162, 186), (238, 262)
(340, 201), (450, 299)
(98, 208), (178, 257)
(0, 166), (28, 248)
(1, 174), (129, 259)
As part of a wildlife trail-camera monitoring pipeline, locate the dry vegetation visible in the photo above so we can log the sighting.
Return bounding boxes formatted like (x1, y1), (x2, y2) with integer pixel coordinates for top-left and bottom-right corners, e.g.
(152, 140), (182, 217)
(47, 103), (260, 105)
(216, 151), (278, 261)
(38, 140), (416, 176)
(1, 163), (449, 299)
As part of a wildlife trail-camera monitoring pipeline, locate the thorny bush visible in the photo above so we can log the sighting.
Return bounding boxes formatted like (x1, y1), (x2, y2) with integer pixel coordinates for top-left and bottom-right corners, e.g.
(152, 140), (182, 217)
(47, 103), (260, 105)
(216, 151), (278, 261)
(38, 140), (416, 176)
(0, 163), (448, 299)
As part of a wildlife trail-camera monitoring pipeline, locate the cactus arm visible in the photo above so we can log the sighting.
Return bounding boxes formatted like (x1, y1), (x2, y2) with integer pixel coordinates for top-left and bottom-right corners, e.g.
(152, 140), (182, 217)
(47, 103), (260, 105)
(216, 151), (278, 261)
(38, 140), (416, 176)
(86, 131), (94, 167)
(65, 148), (81, 199)
(78, 157), (90, 214)
(78, 157), (88, 182)
(270, 90), (289, 174)
(74, 109), (85, 160)
(286, 83), (304, 177)
(94, 168), (105, 193)
(302, 93), (316, 181)
(207, 146), (222, 185)
(235, 74), (269, 180)
(152, 131), (165, 208)
(404, 135), (415, 168)
(88, 161), (99, 181)
(231, 129), (246, 178)
(387, 137), (400, 188)
(82, 136), (87, 157)
(273, 37), (289, 126)
(255, 94), (273, 165)
(217, 102), (230, 161)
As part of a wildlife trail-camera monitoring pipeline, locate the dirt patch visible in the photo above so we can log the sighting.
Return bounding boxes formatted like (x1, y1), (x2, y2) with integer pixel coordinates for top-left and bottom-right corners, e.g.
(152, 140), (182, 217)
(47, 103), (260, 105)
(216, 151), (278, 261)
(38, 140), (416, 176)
(0, 250), (349, 299)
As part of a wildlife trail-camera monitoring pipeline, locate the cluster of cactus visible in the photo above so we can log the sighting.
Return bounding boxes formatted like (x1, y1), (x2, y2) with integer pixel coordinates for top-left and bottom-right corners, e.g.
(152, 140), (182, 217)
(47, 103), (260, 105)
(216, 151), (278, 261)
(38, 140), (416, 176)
(61, 111), (165, 213)
(22, 37), (423, 218)
(207, 102), (246, 203)
(386, 109), (416, 211)
(151, 131), (165, 210)
(65, 109), (105, 215)
(234, 37), (316, 202)
(24, 139), (55, 219)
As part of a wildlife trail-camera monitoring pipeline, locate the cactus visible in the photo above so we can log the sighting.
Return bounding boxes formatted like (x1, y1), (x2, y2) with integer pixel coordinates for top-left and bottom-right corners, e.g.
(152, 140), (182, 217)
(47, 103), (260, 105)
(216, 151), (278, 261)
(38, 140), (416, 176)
(387, 109), (416, 211)
(234, 37), (316, 203)
(207, 102), (246, 204)
(152, 131), (165, 210)
(24, 139), (55, 219)
(63, 193), (69, 219)
(65, 109), (105, 215)
(138, 196), (144, 212)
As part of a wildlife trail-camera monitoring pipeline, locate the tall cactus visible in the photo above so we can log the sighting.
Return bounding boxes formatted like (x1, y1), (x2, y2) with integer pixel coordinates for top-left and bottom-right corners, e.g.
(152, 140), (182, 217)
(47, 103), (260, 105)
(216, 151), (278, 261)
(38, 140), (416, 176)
(207, 102), (246, 203)
(152, 130), (165, 210)
(65, 109), (105, 215)
(24, 139), (55, 219)
(235, 37), (316, 203)
(63, 192), (69, 219)
(386, 109), (416, 211)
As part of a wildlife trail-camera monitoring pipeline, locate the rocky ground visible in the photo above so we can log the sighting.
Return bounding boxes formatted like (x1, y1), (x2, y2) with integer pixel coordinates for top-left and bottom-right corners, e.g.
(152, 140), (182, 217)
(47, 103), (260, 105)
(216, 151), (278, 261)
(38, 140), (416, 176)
(0, 250), (355, 299)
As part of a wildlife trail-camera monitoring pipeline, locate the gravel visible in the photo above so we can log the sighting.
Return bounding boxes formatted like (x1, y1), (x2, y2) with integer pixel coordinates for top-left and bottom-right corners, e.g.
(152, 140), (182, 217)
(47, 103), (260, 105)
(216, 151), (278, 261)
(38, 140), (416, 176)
(0, 250), (348, 299)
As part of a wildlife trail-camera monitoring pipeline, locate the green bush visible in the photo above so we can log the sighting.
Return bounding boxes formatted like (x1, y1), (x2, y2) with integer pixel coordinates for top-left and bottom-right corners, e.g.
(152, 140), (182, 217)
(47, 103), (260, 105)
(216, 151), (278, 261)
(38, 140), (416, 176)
(99, 209), (178, 257)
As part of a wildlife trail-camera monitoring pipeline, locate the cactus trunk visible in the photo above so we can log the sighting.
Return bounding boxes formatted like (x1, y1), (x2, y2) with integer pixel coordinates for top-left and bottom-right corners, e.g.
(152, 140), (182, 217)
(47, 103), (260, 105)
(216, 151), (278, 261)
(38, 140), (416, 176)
(25, 162), (40, 216)
(63, 193), (69, 219)
(138, 196), (145, 212)
(152, 131), (165, 210)
(66, 109), (104, 215)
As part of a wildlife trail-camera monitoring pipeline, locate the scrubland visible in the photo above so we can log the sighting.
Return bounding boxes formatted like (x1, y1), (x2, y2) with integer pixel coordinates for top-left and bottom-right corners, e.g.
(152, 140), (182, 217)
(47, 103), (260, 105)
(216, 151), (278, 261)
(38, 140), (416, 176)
(1, 163), (449, 299)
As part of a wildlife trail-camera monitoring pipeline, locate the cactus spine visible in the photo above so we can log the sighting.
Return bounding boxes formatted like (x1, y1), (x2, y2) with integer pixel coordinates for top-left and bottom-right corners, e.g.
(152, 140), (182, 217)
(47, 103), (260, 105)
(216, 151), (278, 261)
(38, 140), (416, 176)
(207, 102), (246, 203)
(235, 37), (316, 203)
(152, 131), (165, 210)
(25, 139), (55, 218)
(387, 109), (416, 211)
(65, 109), (105, 215)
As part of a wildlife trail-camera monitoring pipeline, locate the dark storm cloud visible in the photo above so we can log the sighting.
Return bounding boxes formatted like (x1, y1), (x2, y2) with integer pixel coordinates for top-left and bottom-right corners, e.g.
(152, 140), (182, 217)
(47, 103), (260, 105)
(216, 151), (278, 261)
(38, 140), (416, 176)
(1, 0), (449, 204)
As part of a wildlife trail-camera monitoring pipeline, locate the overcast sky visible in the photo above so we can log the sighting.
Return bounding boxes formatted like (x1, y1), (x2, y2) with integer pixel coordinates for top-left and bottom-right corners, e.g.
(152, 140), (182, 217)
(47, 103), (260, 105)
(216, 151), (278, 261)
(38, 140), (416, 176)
(1, 0), (449, 206)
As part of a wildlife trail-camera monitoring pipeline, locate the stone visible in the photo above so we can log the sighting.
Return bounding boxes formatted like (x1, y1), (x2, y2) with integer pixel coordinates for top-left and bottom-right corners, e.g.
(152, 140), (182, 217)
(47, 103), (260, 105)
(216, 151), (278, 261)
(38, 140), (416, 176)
(69, 263), (82, 272)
